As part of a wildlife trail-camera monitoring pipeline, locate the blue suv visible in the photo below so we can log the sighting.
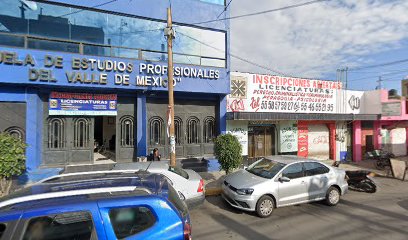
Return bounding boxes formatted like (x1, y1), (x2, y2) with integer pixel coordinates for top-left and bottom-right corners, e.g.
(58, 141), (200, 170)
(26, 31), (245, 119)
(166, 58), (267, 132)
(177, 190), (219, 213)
(0, 173), (191, 240)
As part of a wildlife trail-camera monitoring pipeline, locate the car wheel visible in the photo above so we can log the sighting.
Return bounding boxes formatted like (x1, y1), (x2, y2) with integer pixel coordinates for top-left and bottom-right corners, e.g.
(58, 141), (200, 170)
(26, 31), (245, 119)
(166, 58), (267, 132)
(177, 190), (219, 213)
(325, 186), (340, 206)
(256, 195), (274, 218)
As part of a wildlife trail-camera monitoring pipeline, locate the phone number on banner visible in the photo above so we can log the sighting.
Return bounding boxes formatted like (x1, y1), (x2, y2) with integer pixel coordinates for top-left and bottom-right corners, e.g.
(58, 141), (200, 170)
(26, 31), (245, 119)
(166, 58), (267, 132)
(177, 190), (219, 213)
(260, 101), (334, 112)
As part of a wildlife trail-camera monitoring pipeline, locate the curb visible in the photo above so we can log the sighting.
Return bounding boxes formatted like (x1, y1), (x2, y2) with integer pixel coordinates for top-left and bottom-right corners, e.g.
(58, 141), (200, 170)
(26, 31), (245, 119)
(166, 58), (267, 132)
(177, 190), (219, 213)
(205, 187), (222, 196)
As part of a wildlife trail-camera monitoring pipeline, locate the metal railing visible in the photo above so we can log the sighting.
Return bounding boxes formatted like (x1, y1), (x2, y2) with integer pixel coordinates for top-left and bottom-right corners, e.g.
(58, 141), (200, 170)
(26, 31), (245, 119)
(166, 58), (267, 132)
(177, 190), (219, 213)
(0, 31), (226, 68)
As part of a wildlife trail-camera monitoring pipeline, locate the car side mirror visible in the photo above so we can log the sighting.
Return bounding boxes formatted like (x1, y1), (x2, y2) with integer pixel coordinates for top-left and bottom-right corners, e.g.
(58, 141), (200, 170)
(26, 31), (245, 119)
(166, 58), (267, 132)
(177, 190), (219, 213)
(244, 166), (248, 170)
(279, 176), (290, 182)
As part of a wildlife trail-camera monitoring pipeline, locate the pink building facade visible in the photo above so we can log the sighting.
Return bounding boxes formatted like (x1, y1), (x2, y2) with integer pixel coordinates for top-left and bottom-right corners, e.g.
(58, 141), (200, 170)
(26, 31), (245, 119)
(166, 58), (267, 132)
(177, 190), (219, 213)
(352, 90), (408, 161)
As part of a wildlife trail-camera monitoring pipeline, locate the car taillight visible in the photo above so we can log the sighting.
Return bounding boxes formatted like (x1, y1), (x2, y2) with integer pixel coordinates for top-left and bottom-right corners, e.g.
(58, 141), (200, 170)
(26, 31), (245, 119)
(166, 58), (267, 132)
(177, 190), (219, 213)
(197, 179), (204, 193)
(184, 220), (192, 240)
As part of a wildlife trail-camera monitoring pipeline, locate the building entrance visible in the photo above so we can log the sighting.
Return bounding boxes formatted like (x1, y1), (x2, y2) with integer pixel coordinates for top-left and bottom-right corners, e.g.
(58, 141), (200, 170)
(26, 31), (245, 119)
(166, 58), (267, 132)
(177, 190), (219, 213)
(42, 96), (136, 166)
(248, 125), (276, 159)
(93, 116), (116, 163)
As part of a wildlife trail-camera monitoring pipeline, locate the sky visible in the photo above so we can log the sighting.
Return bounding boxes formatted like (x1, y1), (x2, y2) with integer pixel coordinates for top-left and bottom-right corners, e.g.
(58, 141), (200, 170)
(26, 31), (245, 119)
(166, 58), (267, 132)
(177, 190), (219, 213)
(229, 0), (408, 92)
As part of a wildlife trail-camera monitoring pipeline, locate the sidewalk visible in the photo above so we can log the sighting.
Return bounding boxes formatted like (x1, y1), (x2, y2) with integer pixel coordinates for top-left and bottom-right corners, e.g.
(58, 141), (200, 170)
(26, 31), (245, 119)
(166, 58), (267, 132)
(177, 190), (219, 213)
(200, 160), (390, 197)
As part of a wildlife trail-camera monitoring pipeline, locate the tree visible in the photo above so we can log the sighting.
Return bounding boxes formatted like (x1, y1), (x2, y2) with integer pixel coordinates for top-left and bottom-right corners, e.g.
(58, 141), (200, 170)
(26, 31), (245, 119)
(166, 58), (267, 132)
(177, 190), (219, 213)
(214, 133), (242, 174)
(0, 133), (27, 196)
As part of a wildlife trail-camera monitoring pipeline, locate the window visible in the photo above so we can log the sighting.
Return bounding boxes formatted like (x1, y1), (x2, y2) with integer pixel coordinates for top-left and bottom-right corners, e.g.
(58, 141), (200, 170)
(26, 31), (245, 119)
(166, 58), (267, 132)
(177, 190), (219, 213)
(109, 207), (156, 239)
(303, 162), (330, 176)
(174, 117), (183, 144)
(169, 166), (189, 179)
(4, 126), (25, 140)
(22, 211), (94, 240)
(74, 118), (90, 148)
(0, 0), (226, 67)
(149, 117), (164, 145)
(120, 116), (134, 147)
(187, 117), (200, 144)
(203, 117), (216, 143)
(282, 163), (304, 179)
(246, 158), (286, 179)
(0, 223), (5, 239)
(47, 118), (65, 149)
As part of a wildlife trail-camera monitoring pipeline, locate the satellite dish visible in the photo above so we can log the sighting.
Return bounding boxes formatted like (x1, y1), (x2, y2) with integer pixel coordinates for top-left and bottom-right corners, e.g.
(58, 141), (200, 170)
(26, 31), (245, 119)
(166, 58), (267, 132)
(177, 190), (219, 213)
(20, 0), (38, 11)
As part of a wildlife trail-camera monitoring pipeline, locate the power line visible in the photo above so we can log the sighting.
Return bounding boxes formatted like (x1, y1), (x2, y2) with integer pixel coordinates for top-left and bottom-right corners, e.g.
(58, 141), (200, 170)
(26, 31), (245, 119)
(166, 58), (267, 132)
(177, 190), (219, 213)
(216, 0), (233, 19)
(186, 0), (330, 26)
(348, 69), (408, 82)
(348, 58), (408, 71)
(177, 31), (295, 77)
(58, 0), (119, 18)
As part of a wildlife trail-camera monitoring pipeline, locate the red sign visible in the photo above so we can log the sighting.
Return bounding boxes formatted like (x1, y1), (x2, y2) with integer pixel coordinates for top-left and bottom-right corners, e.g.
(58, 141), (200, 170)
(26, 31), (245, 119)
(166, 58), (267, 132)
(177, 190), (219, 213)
(297, 122), (308, 158)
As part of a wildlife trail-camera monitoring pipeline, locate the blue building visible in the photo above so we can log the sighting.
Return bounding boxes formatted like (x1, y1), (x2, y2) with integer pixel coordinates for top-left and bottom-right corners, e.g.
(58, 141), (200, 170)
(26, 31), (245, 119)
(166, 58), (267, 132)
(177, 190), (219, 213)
(0, 0), (229, 173)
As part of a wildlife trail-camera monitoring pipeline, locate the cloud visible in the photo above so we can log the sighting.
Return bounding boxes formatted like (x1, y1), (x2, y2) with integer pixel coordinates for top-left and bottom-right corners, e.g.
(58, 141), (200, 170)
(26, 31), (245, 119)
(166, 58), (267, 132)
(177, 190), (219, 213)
(230, 0), (408, 79)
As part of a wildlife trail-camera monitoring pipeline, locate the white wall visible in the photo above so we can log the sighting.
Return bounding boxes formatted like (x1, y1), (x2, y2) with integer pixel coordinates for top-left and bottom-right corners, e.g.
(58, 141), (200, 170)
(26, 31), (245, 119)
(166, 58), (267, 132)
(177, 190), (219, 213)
(226, 120), (249, 155)
(308, 124), (330, 160)
(363, 90), (382, 114)
(390, 128), (407, 156)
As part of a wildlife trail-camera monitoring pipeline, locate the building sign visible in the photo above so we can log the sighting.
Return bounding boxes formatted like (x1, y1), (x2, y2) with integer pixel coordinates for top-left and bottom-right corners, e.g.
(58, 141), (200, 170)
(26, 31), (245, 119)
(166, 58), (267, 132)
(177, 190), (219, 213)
(226, 121), (248, 155)
(297, 122), (308, 157)
(227, 73), (342, 113)
(382, 102), (401, 116)
(0, 49), (227, 94)
(49, 92), (117, 116)
(279, 121), (297, 153)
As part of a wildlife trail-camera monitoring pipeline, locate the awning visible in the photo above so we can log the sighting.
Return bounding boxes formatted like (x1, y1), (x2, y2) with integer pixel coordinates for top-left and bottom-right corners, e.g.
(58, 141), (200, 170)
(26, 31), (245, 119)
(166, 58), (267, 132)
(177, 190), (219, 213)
(226, 112), (380, 121)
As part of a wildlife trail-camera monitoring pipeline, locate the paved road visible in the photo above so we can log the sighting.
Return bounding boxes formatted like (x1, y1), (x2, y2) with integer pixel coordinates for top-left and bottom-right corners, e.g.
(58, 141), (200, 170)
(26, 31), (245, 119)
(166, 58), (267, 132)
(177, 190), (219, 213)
(190, 177), (408, 240)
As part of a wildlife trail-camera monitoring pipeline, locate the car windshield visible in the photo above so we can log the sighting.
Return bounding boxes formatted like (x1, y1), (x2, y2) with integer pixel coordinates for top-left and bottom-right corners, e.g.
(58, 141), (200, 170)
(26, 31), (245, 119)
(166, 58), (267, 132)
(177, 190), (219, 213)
(168, 166), (189, 179)
(246, 158), (286, 179)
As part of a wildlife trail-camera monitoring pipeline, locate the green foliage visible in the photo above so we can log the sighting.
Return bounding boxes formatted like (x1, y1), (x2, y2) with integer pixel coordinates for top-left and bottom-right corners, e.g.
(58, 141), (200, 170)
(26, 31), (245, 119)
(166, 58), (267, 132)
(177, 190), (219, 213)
(214, 133), (242, 174)
(0, 133), (27, 179)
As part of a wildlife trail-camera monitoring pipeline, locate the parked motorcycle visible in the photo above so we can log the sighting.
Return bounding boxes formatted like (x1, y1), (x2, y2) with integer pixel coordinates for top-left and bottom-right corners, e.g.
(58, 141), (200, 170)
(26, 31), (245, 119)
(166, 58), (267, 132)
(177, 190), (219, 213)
(332, 162), (377, 193)
(345, 170), (377, 193)
(365, 149), (395, 170)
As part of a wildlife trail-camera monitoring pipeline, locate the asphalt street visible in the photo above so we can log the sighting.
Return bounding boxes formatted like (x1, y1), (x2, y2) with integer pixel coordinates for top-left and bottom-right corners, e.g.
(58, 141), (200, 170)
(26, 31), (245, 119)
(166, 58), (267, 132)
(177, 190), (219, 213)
(190, 177), (408, 240)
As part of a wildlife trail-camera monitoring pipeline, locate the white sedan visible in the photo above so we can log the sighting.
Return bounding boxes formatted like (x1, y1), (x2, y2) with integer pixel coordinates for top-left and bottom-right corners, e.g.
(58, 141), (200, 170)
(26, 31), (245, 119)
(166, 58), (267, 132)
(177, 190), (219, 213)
(113, 162), (205, 208)
(38, 161), (205, 208)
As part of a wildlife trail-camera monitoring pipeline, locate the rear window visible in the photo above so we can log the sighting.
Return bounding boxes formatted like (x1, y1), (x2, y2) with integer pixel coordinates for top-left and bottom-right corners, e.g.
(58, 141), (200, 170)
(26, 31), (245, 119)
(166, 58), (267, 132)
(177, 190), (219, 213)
(22, 211), (94, 240)
(109, 207), (156, 239)
(167, 184), (188, 217)
(169, 166), (189, 179)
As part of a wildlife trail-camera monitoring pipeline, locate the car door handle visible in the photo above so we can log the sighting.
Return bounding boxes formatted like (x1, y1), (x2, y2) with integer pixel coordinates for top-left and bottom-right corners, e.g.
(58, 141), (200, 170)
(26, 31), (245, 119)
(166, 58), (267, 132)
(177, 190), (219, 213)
(301, 181), (307, 185)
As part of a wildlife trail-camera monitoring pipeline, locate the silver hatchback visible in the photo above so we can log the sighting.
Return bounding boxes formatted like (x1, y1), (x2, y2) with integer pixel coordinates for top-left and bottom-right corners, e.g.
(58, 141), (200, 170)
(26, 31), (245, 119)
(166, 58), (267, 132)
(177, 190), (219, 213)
(222, 156), (348, 218)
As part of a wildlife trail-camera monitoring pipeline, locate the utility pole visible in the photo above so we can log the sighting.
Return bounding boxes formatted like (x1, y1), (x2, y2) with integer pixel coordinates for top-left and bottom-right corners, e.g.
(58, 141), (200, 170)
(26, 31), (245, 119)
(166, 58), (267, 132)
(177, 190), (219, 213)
(377, 76), (382, 90)
(165, 7), (176, 167)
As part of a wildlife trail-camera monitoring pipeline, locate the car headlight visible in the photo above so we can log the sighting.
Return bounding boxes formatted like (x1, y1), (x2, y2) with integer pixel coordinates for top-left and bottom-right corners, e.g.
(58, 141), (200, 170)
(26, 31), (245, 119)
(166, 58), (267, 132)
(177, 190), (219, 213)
(236, 188), (254, 195)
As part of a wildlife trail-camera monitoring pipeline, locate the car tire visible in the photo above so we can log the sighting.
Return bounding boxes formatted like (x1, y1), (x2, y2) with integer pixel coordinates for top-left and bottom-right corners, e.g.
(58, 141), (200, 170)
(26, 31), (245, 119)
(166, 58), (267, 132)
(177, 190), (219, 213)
(256, 195), (274, 218)
(325, 186), (340, 206)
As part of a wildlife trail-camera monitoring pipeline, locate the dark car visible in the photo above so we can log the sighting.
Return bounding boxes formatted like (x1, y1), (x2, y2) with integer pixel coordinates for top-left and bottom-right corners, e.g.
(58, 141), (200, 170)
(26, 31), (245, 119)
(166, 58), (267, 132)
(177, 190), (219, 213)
(0, 173), (191, 240)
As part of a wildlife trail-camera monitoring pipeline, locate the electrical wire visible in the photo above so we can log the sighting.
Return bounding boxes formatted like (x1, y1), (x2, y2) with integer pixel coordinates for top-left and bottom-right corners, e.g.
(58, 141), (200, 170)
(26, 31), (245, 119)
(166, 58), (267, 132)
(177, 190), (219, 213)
(58, 0), (119, 18)
(348, 69), (408, 82)
(348, 58), (408, 71)
(183, 0), (330, 26)
(216, 0), (233, 19)
(177, 31), (293, 77)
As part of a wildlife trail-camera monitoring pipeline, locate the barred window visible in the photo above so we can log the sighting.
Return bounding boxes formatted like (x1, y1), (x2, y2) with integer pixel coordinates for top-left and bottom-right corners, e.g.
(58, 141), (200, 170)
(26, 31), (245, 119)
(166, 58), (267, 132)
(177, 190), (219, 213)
(120, 116), (134, 147)
(174, 117), (183, 145)
(149, 117), (164, 145)
(4, 126), (25, 140)
(203, 117), (215, 143)
(74, 118), (90, 148)
(187, 117), (200, 144)
(48, 118), (65, 149)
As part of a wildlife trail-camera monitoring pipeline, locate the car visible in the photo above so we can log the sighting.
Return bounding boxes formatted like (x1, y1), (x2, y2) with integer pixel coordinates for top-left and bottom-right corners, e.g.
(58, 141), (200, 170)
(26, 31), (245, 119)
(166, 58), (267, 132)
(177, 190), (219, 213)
(113, 162), (205, 208)
(39, 161), (205, 208)
(0, 173), (192, 240)
(222, 156), (348, 218)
